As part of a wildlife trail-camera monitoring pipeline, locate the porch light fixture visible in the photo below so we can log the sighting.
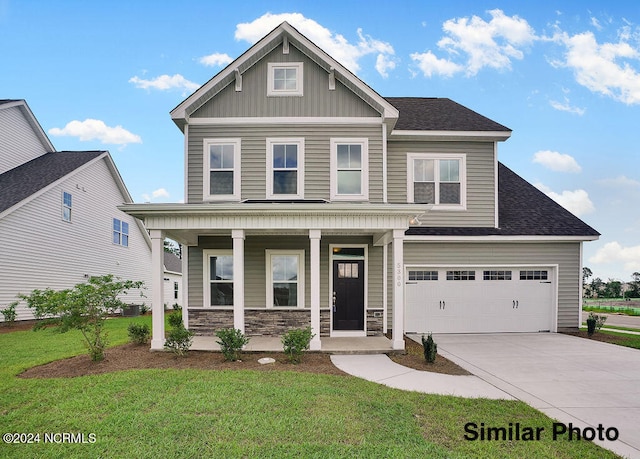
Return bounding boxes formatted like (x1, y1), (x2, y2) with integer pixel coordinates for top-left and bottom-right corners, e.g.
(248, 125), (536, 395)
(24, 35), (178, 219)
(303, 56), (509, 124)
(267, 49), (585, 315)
(409, 215), (421, 226)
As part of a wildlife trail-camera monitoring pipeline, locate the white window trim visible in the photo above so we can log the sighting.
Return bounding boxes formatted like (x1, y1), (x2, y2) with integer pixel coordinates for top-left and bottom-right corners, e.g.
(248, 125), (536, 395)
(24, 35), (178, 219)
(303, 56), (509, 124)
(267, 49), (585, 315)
(203, 138), (241, 202)
(203, 249), (234, 308)
(62, 191), (72, 223)
(406, 153), (467, 210)
(330, 138), (369, 201)
(112, 218), (129, 247)
(265, 250), (305, 309)
(267, 62), (303, 97)
(266, 138), (305, 199)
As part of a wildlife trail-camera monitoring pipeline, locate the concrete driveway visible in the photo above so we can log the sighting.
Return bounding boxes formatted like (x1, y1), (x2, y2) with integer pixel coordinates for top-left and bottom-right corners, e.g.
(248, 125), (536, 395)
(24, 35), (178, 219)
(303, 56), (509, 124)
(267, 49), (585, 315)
(431, 333), (640, 459)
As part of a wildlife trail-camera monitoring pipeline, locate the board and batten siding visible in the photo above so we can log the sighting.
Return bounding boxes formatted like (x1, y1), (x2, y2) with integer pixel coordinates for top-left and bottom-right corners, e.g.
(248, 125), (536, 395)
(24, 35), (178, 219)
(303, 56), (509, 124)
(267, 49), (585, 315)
(387, 242), (582, 330)
(187, 124), (384, 203)
(0, 105), (48, 174)
(387, 140), (496, 227)
(188, 236), (383, 311)
(191, 44), (380, 119)
(0, 158), (151, 321)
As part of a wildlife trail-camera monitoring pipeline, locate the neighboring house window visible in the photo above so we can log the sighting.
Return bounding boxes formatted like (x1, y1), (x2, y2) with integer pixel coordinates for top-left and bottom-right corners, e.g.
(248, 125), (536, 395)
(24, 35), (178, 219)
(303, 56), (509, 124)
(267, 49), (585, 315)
(267, 62), (303, 96)
(330, 138), (369, 201)
(62, 191), (72, 222)
(203, 250), (234, 306)
(113, 218), (129, 247)
(204, 139), (241, 201)
(407, 154), (466, 209)
(266, 250), (305, 308)
(174, 282), (179, 300)
(266, 138), (304, 199)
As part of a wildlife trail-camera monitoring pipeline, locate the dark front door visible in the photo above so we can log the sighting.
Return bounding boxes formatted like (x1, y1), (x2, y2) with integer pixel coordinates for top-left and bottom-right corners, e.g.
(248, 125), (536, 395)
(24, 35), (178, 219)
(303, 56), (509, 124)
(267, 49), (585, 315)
(332, 260), (365, 330)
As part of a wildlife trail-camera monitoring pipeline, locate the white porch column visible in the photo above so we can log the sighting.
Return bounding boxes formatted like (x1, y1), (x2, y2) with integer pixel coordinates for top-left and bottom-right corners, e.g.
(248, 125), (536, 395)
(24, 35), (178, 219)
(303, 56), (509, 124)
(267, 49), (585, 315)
(150, 229), (165, 350)
(309, 229), (322, 350)
(181, 246), (189, 328)
(232, 230), (245, 332)
(392, 229), (405, 350)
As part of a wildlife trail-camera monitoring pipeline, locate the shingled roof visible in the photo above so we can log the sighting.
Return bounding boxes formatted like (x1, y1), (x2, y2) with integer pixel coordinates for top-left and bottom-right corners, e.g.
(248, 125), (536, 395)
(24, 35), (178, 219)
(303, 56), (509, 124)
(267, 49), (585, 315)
(407, 162), (600, 238)
(0, 151), (105, 214)
(386, 97), (511, 132)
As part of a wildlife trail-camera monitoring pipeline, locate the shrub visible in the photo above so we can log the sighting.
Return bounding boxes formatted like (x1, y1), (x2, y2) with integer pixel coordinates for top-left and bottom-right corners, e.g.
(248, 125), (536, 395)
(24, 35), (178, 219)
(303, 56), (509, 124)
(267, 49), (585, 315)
(168, 310), (183, 329)
(1, 301), (18, 327)
(282, 326), (315, 364)
(421, 333), (437, 363)
(139, 303), (149, 315)
(215, 328), (250, 361)
(164, 326), (194, 356)
(587, 312), (607, 336)
(127, 323), (151, 344)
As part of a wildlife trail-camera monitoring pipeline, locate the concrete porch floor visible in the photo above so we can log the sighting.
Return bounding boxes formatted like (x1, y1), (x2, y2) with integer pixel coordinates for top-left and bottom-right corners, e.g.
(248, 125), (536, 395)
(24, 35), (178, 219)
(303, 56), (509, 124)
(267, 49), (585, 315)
(191, 335), (396, 354)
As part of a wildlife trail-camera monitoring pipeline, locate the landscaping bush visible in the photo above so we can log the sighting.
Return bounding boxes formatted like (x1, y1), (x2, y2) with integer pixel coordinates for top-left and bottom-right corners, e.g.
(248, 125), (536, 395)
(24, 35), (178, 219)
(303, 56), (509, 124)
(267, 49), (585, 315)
(422, 333), (437, 363)
(168, 310), (184, 329)
(282, 326), (315, 364)
(164, 326), (194, 356)
(587, 312), (607, 336)
(215, 328), (250, 361)
(127, 323), (151, 344)
(1, 301), (18, 327)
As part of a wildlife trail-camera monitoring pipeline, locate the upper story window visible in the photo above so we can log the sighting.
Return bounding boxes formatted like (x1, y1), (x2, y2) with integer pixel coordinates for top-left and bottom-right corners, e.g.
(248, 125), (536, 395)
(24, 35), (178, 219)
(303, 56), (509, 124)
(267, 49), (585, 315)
(62, 191), (72, 222)
(330, 138), (369, 201)
(113, 218), (129, 247)
(407, 153), (466, 209)
(266, 138), (304, 199)
(204, 139), (241, 201)
(267, 63), (303, 96)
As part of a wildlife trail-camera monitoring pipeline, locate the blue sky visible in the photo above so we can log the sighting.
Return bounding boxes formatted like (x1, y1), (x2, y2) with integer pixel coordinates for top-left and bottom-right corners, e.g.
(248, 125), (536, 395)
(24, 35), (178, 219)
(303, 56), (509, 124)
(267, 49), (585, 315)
(1, 1), (639, 283)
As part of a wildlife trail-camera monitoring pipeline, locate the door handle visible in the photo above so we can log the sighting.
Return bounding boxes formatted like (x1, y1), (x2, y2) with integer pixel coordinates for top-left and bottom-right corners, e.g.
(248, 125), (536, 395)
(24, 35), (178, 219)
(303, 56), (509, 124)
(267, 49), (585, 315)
(332, 291), (337, 312)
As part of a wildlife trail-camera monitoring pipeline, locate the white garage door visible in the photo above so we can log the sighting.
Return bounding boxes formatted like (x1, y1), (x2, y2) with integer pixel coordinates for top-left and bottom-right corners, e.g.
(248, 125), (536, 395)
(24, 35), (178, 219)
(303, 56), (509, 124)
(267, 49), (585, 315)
(405, 267), (555, 333)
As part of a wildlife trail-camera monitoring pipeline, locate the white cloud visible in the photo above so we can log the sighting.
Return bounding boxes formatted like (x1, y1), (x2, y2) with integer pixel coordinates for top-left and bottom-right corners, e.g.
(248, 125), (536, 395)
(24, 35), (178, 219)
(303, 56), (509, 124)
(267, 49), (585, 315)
(415, 9), (536, 77)
(532, 150), (582, 173)
(234, 13), (396, 77)
(410, 51), (463, 77)
(129, 74), (200, 93)
(199, 52), (233, 67)
(49, 119), (142, 145)
(549, 98), (586, 115)
(589, 241), (640, 272)
(142, 188), (170, 202)
(552, 29), (640, 104)
(597, 175), (640, 188)
(535, 183), (595, 216)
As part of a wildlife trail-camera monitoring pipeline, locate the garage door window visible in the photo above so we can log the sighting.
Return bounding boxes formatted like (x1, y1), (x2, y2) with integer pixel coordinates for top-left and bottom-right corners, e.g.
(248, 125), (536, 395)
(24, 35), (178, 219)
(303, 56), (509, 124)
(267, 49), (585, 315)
(446, 270), (475, 280)
(520, 270), (548, 280)
(408, 270), (438, 281)
(483, 270), (512, 280)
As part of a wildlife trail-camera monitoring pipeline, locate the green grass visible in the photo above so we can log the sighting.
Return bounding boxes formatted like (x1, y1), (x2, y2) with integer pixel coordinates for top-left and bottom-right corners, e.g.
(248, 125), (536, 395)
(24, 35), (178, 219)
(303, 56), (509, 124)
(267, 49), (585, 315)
(581, 323), (640, 333)
(0, 317), (619, 458)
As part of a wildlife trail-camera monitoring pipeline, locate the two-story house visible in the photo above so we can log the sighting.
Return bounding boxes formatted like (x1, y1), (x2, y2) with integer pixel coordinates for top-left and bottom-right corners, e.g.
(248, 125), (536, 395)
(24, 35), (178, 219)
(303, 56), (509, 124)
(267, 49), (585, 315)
(121, 22), (599, 351)
(0, 99), (151, 320)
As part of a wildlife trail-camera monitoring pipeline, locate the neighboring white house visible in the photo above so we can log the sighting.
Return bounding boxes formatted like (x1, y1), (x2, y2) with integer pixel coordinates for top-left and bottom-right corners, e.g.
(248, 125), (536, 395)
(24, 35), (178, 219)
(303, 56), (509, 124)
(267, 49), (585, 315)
(0, 99), (151, 321)
(121, 22), (599, 351)
(164, 251), (183, 309)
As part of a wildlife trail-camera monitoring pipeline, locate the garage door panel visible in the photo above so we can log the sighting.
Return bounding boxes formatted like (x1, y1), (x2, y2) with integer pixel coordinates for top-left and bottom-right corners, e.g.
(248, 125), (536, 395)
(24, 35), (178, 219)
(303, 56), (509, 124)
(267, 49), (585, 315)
(405, 267), (554, 334)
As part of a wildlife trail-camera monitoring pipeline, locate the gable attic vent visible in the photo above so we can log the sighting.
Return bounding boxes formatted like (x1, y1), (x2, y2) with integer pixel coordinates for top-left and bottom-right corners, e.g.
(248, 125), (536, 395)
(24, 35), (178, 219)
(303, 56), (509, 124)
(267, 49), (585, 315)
(329, 67), (336, 91)
(235, 69), (242, 92)
(283, 36), (289, 54)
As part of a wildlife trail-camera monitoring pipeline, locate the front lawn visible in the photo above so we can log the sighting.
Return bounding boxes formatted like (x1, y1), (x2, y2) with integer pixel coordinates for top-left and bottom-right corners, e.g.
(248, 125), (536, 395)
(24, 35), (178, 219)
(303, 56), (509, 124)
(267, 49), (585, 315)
(0, 317), (618, 458)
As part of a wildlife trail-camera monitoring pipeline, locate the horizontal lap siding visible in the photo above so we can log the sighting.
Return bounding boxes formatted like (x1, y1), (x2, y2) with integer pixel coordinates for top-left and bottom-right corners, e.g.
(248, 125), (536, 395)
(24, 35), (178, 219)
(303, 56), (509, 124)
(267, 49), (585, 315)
(188, 124), (383, 203)
(0, 159), (151, 320)
(396, 242), (581, 329)
(387, 140), (495, 227)
(0, 106), (48, 174)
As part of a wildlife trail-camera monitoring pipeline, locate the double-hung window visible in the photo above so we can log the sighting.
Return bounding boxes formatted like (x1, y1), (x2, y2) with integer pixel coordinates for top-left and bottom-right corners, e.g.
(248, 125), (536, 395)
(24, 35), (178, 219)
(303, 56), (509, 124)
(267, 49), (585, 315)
(113, 218), (129, 247)
(266, 138), (304, 199)
(266, 250), (305, 308)
(204, 139), (241, 201)
(267, 63), (303, 96)
(408, 153), (466, 209)
(330, 138), (369, 201)
(62, 191), (72, 222)
(203, 250), (234, 307)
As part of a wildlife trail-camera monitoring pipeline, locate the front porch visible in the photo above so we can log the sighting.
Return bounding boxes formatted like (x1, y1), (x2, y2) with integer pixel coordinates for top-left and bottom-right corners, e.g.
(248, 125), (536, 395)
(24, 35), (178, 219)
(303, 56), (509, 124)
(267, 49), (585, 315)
(191, 334), (397, 354)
